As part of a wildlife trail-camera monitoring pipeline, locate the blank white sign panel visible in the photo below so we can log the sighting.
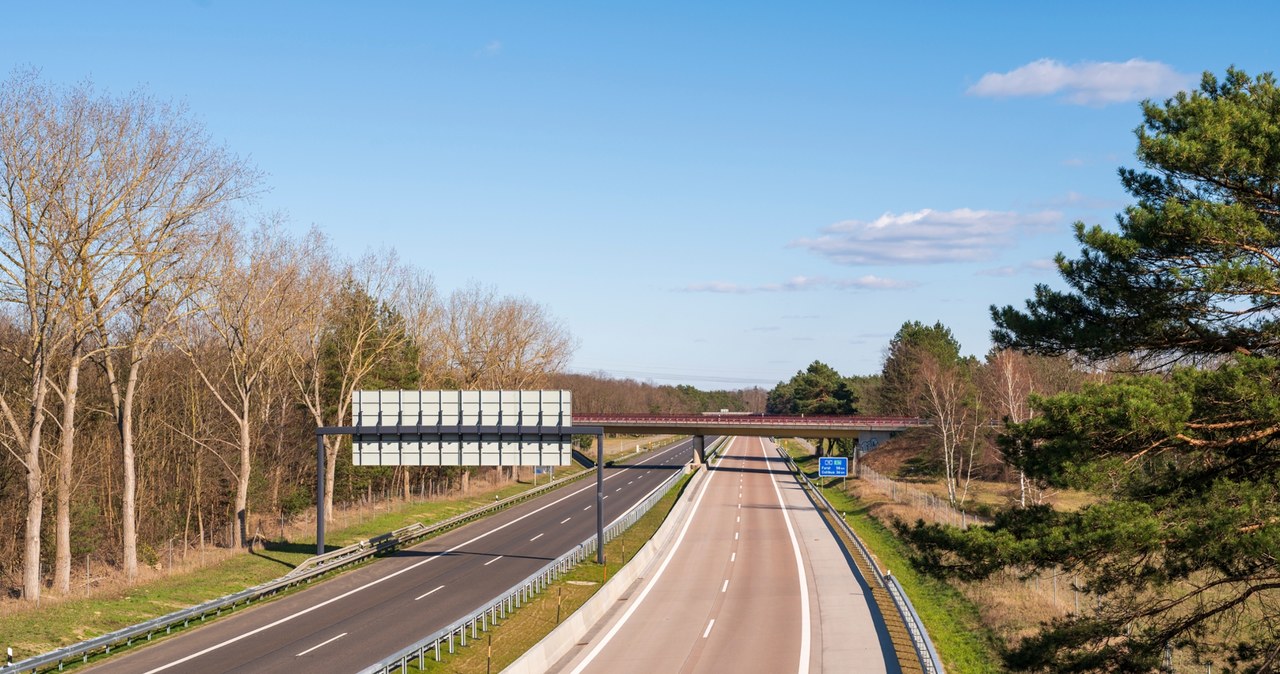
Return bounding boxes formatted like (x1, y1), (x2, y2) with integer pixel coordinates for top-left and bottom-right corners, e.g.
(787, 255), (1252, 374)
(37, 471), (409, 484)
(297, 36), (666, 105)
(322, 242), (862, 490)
(351, 390), (573, 467)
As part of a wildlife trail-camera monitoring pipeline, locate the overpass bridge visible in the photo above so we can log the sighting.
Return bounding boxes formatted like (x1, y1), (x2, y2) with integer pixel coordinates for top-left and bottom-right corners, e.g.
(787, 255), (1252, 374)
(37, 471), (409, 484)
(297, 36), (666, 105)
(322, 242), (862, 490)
(572, 413), (928, 461)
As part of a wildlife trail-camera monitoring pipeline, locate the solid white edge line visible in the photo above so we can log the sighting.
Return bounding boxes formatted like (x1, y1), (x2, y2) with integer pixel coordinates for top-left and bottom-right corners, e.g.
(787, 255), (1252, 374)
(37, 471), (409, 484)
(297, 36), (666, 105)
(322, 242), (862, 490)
(765, 440), (812, 674)
(295, 632), (347, 657)
(140, 438), (696, 673)
(414, 585), (445, 601)
(567, 438), (732, 674)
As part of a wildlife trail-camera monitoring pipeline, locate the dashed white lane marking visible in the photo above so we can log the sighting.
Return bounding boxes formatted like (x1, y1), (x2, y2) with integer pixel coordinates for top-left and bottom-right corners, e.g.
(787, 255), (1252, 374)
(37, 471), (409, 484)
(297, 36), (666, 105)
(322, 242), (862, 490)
(615, 487), (622, 492)
(414, 585), (445, 601)
(484, 556), (504, 566)
(703, 619), (716, 638)
(296, 632), (347, 657)
(730, 552), (736, 562)
(734, 532), (739, 540)
(561, 517), (572, 524)
(567, 437), (729, 674)
(141, 439), (695, 674)
(736, 516), (740, 523)
(721, 579), (729, 593)
(530, 533), (544, 542)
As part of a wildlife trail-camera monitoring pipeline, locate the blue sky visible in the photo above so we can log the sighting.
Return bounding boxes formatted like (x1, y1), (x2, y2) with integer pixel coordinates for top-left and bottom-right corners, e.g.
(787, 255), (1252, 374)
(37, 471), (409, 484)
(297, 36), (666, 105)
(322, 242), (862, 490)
(4, 2), (1278, 389)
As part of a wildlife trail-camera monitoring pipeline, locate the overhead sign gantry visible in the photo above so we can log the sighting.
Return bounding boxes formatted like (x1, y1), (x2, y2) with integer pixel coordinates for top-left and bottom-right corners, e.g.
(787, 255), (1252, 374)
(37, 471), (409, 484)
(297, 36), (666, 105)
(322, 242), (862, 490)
(315, 390), (606, 562)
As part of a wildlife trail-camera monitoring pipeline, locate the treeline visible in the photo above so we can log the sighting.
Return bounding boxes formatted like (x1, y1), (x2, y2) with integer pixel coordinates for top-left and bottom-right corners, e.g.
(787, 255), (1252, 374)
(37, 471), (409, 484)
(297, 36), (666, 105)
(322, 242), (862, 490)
(767, 331), (1087, 508)
(0, 72), (575, 602)
(548, 373), (766, 414)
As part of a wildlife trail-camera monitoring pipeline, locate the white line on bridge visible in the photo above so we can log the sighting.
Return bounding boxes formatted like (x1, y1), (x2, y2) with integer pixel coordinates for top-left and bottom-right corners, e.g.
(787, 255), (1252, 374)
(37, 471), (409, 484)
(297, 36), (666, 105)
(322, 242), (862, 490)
(414, 585), (445, 601)
(295, 632), (346, 657)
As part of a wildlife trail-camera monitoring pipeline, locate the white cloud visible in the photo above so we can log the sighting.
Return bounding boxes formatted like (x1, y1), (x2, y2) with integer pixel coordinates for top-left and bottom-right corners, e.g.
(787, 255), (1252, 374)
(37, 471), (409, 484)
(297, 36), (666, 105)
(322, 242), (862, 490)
(478, 40), (503, 57)
(682, 274), (916, 294)
(835, 275), (920, 290)
(976, 266), (1018, 277)
(968, 58), (1193, 106)
(683, 281), (751, 294)
(976, 259), (1058, 277)
(791, 208), (1060, 265)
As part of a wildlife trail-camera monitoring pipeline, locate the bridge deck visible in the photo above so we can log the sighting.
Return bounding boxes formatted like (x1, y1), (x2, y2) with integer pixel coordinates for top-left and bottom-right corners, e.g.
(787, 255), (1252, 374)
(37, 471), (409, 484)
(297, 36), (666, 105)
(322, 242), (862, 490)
(570, 414), (926, 439)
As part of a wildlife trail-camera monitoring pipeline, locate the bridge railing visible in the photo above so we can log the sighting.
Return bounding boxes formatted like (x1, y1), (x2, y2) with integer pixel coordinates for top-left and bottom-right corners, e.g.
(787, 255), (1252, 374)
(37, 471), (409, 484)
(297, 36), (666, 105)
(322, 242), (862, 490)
(777, 448), (945, 674)
(574, 413), (929, 427)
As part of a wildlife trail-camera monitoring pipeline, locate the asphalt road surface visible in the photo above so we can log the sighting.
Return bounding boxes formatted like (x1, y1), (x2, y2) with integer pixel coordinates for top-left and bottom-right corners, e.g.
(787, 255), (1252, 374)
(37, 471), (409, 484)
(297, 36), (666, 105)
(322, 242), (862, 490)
(555, 436), (898, 674)
(86, 438), (700, 673)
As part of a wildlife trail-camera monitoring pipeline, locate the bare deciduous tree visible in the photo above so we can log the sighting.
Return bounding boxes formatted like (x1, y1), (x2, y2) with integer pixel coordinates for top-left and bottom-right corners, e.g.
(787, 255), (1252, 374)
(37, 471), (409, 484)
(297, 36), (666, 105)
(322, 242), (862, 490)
(288, 246), (435, 524)
(425, 284), (575, 389)
(181, 222), (303, 548)
(918, 350), (983, 508)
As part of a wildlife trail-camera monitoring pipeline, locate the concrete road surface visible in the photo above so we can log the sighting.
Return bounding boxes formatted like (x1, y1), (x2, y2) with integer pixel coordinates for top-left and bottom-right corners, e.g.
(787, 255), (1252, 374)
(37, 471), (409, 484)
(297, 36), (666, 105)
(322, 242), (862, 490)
(553, 436), (899, 674)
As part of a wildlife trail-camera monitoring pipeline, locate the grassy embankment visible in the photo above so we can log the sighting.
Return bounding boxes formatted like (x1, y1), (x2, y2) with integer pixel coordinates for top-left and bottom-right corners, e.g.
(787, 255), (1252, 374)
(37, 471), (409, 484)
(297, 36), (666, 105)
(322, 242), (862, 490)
(782, 441), (1004, 674)
(0, 434), (675, 662)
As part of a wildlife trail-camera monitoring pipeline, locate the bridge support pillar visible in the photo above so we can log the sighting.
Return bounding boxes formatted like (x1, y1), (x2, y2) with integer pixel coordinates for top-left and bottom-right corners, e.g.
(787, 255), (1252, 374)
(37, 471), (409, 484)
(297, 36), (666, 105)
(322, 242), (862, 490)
(692, 435), (706, 466)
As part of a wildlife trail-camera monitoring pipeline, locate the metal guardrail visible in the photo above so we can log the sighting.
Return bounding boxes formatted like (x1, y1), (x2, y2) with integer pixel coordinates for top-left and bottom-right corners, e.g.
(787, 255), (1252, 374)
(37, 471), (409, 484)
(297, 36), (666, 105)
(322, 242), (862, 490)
(778, 448), (945, 674)
(2, 466), (599, 674)
(355, 437), (723, 674)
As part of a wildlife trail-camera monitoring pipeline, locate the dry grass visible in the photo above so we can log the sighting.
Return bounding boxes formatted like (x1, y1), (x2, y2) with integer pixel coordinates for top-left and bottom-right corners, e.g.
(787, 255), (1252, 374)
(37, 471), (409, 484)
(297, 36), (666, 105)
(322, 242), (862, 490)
(847, 447), (1251, 672)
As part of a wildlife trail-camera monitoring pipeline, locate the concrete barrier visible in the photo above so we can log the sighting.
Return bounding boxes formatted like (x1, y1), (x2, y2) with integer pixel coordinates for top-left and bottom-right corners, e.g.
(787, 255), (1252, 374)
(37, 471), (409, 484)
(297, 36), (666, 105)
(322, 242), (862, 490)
(503, 463), (711, 673)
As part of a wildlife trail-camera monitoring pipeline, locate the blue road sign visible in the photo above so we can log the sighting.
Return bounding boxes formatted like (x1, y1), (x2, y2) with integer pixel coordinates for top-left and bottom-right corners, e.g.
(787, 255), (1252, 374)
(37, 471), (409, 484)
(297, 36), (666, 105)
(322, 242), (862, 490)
(818, 456), (848, 477)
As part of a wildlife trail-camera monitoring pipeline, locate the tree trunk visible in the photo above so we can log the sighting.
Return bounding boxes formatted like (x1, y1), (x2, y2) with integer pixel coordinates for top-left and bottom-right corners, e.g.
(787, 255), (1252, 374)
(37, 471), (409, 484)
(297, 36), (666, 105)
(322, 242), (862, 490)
(55, 349), (83, 593)
(22, 369), (50, 602)
(324, 437), (338, 524)
(235, 410), (251, 548)
(121, 357), (141, 578)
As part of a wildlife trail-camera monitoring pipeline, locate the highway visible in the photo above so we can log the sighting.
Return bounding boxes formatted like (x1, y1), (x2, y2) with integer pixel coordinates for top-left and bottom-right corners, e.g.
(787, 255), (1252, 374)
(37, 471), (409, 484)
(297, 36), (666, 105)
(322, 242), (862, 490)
(553, 437), (899, 674)
(85, 438), (700, 673)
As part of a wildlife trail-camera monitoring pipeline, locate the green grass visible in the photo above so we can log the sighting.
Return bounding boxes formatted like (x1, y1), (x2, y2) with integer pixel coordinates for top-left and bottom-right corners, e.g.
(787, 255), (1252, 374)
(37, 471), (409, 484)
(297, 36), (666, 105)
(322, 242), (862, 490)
(403, 471), (695, 673)
(783, 442), (1003, 674)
